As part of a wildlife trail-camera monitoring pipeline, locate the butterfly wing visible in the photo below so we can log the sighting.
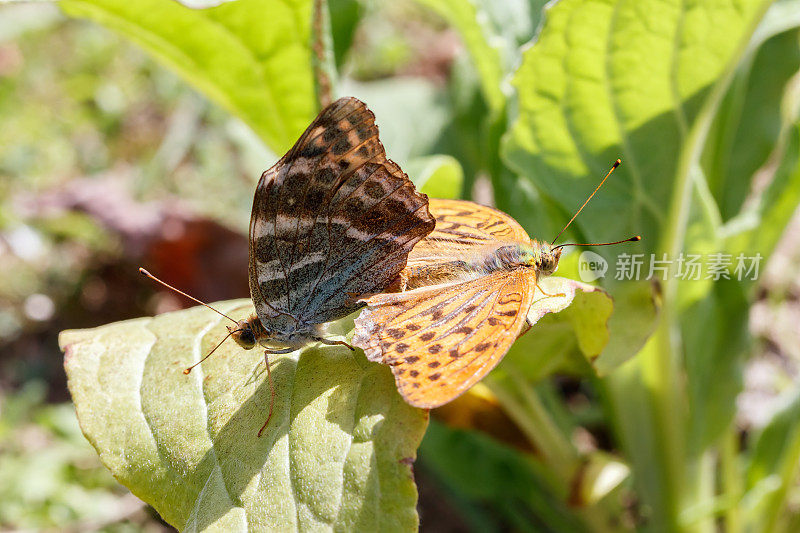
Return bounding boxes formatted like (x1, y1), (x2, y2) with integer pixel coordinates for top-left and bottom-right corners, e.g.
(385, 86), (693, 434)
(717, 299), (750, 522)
(408, 198), (532, 264)
(249, 97), (434, 327)
(353, 270), (533, 408)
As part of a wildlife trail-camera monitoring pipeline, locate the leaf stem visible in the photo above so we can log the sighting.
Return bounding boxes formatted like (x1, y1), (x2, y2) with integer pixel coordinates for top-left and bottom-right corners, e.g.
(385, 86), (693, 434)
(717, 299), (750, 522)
(487, 367), (616, 533)
(721, 426), (742, 533)
(641, 2), (775, 528)
(311, 0), (335, 109)
(488, 365), (576, 475)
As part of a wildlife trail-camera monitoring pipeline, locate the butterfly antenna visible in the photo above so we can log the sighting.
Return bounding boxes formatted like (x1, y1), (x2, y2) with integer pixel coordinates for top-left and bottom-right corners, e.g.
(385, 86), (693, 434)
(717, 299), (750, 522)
(183, 331), (234, 374)
(551, 159), (621, 245)
(138, 267), (238, 324)
(551, 235), (641, 252)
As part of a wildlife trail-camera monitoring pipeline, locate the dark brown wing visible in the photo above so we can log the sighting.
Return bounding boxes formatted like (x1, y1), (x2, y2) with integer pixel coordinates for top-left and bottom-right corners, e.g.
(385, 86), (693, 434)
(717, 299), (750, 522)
(249, 97), (434, 327)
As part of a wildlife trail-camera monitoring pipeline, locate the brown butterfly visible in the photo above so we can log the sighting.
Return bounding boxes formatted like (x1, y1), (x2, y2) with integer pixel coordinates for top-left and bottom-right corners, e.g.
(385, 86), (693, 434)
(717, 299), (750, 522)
(353, 161), (639, 409)
(142, 96), (435, 434)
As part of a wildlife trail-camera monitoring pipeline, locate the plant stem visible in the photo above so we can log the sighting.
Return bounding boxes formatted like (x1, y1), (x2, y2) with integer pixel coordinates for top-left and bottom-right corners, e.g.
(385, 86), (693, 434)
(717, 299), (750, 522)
(721, 427), (742, 533)
(487, 367), (576, 478)
(629, 3), (775, 529)
(487, 366), (618, 533)
(311, 0), (335, 109)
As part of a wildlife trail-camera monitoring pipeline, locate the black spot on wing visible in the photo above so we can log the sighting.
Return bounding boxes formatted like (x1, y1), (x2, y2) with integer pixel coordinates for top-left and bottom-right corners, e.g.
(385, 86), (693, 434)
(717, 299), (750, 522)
(299, 142), (326, 159)
(332, 137), (352, 155)
(387, 328), (405, 339)
(323, 124), (343, 143)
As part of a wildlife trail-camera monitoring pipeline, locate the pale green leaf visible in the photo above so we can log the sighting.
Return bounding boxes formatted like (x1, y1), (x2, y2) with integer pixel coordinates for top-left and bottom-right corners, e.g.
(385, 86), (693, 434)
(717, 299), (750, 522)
(59, 301), (427, 531)
(405, 154), (464, 199)
(501, 0), (773, 251)
(59, 0), (318, 154)
(504, 277), (614, 381)
(413, 0), (505, 112)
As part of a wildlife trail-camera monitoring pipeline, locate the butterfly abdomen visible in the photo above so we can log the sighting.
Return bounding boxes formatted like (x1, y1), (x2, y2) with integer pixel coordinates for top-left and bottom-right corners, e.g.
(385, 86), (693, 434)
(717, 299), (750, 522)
(403, 244), (542, 290)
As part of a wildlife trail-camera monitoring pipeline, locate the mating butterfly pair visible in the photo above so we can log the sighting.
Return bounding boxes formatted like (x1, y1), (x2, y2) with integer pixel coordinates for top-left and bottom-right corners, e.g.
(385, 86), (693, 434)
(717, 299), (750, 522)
(143, 97), (637, 434)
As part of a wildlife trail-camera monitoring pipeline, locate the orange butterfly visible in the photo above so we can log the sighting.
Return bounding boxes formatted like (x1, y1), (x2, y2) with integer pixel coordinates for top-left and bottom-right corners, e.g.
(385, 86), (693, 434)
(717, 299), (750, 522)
(353, 162), (639, 409)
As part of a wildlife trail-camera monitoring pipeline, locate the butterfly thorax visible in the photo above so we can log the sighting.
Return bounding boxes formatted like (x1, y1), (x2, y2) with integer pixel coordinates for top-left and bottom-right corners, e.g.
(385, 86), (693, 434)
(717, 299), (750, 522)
(475, 241), (561, 276)
(403, 241), (561, 290)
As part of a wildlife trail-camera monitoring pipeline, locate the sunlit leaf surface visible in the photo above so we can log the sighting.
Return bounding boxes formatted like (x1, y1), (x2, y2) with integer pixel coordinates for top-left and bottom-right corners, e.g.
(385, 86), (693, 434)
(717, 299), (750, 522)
(60, 301), (427, 531)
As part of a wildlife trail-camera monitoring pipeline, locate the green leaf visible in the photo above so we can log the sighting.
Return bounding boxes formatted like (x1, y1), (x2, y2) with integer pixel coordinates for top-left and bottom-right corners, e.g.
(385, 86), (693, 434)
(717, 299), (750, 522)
(504, 276), (614, 382)
(59, 301), (427, 531)
(682, 279), (748, 455)
(725, 114), (800, 270)
(702, 28), (800, 220)
(501, 0), (773, 252)
(405, 154), (464, 199)
(744, 388), (800, 529)
(593, 281), (659, 376)
(329, 0), (364, 68)
(420, 420), (589, 532)
(528, 254), (658, 376)
(59, 0), (318, 154)
(499, 0), (779, 527)
(413, 0), (505, 112)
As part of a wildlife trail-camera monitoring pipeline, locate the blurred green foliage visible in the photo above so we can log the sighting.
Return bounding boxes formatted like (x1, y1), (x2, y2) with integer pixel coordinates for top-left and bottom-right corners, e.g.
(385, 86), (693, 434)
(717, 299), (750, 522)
(0, 382), (160, 530)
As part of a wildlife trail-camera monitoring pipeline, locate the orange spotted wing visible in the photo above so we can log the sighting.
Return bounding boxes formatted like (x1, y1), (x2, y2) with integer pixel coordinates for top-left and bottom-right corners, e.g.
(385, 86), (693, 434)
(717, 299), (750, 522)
(354, 198), (540, 408)
(354, 271), (533, 408)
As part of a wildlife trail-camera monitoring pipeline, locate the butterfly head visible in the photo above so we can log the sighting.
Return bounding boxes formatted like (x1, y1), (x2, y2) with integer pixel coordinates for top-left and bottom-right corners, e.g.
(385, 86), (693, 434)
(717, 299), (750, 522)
(228, 316), (264, 350)
(517, 242), (562, 276)
(537, 243), (562, 276)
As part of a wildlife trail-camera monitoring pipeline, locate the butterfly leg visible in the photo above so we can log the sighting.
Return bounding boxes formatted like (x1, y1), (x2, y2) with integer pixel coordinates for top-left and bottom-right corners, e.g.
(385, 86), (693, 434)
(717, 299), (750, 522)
(535, 281), (565, 299)
(257, 347), (294, 438)
(314, 336), (356, 351)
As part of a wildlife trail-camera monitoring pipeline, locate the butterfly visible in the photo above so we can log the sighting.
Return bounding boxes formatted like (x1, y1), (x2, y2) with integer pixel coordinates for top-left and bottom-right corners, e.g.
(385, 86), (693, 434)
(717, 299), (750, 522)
(142, 96), (435, 434)
(352, 163), (639, 409)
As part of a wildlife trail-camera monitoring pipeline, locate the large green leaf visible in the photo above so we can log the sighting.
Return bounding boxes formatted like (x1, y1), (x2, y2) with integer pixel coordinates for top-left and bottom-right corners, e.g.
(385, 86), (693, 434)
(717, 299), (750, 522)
(59, 301), (427, 531)
(502, 0), (773, 252)
(59, 0), (318, 154)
